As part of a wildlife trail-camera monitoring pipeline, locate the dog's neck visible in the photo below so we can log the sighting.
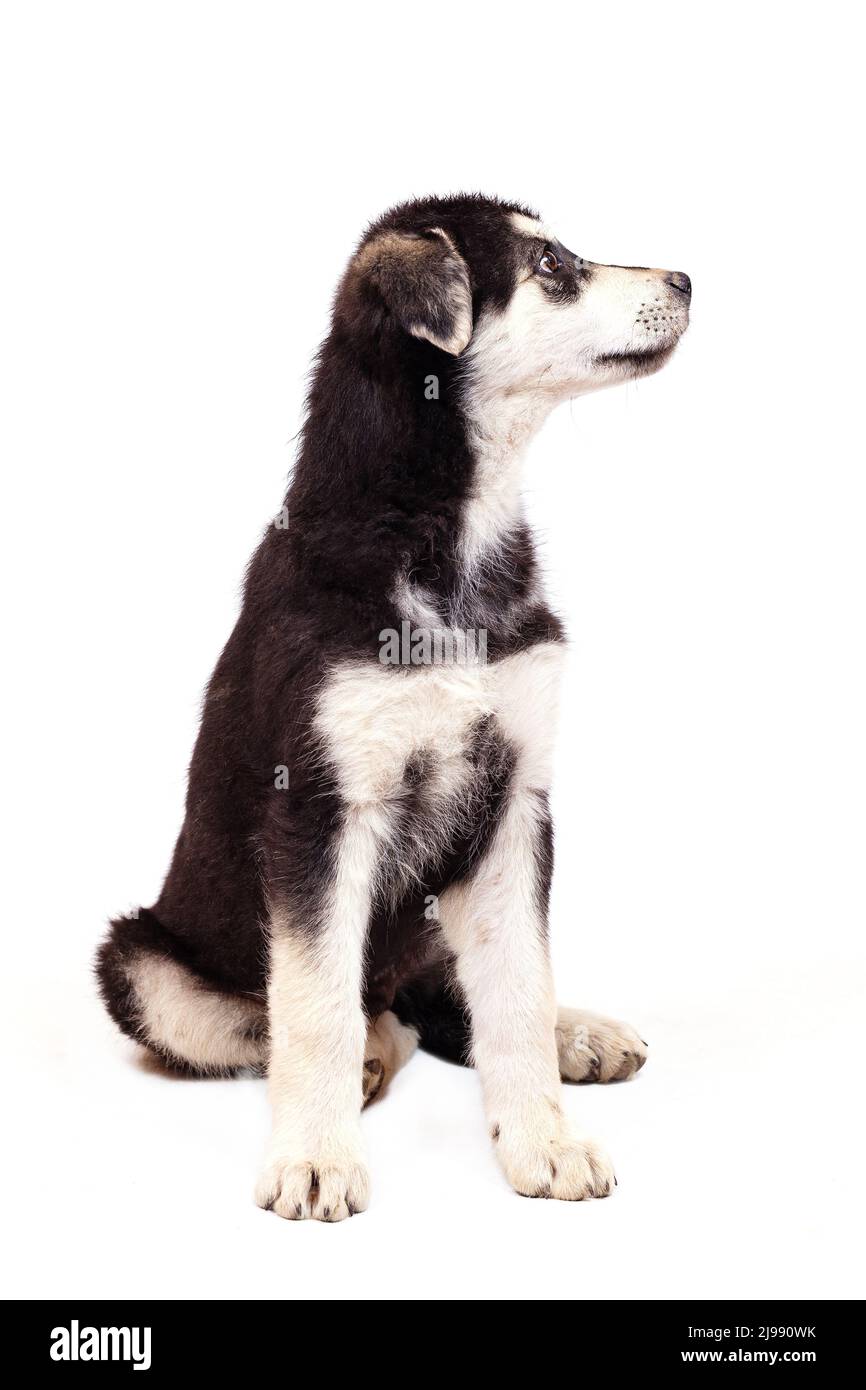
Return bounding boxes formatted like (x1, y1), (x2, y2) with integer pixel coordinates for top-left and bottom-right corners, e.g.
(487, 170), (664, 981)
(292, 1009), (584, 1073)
(458, 386), (553, 571)
(287, 344), (555, 624)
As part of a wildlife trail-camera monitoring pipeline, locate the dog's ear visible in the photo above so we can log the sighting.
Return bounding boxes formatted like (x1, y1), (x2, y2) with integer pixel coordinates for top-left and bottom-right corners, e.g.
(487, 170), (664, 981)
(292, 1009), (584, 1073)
(355, 227), (473, 355)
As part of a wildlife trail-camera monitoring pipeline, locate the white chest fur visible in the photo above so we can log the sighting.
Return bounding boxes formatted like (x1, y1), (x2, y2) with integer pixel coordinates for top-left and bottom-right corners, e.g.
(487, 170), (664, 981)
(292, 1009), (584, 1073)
(314, 641), (566, 808)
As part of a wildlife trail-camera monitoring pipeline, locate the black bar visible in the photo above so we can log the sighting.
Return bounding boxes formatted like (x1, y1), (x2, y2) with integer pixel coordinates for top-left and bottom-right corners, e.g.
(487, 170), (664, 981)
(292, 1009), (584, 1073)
(1, 1299), (859, 1374)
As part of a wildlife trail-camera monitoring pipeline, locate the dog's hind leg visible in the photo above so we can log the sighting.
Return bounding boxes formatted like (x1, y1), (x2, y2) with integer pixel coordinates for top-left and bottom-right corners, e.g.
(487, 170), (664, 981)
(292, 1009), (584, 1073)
(95, 910), (268, 1075)
(555, 1008), (648, 1083)
(393, 970), (472, 1066)
(98, 912), (419, 1096)
(395, 973), (647, 1084)
(362, 1011), (419, 1105)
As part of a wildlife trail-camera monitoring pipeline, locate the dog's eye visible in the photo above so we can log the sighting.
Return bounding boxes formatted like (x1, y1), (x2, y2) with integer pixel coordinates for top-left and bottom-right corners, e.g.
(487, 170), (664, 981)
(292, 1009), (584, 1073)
(537, 249), (562, 275)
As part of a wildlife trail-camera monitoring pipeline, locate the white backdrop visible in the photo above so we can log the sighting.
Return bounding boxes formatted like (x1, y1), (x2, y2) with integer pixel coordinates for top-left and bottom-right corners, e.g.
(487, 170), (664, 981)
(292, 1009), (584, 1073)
(2, 1), (863, 1300)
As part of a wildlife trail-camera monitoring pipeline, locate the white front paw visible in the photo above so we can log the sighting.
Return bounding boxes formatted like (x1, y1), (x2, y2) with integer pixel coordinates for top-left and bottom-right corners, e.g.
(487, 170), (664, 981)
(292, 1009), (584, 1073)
(256, 1144), (370, 1222)
(494, 1116), (615, 1201)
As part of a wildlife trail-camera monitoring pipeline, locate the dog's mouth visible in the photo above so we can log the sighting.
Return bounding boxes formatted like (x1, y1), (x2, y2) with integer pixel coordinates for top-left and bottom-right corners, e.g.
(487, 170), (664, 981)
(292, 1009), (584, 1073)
(595, 345), (674, 369)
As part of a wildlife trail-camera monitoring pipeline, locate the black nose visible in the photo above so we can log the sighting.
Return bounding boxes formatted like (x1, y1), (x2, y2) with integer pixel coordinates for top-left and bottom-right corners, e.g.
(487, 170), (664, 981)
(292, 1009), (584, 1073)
(666, 271), (691, 301)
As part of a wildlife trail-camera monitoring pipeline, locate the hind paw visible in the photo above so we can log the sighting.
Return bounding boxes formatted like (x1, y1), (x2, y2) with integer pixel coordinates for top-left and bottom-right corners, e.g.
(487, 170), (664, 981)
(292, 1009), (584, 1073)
(556, 1007), (648, 1083)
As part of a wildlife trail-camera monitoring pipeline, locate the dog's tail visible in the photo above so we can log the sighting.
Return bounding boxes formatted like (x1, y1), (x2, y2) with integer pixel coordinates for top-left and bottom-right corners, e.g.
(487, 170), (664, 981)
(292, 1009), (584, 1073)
(95, 909), (267, 1076)
(392, 971), (472, 1067)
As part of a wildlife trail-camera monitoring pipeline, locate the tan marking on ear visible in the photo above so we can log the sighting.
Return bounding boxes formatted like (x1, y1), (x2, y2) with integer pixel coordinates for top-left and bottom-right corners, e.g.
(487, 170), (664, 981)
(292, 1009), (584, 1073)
(353, 226), (473, 356)
(413, 316), (472, 356)
(353, 229), (433, 273)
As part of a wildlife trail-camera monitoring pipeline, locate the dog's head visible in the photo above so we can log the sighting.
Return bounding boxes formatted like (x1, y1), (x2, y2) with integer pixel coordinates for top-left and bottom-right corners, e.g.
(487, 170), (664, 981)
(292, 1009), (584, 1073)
(338, 194), (690, 410)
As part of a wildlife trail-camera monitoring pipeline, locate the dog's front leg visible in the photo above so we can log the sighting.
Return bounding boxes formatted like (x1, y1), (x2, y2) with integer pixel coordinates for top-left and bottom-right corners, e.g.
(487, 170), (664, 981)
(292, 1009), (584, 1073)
(443, 787), (615, 1201)
(255, 808), (380, 1222)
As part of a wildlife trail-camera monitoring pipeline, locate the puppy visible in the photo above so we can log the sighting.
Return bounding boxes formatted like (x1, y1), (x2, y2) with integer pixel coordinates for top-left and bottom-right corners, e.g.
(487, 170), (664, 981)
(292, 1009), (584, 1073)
(97, 195), (690, 1220)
